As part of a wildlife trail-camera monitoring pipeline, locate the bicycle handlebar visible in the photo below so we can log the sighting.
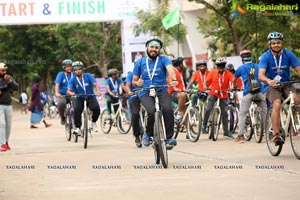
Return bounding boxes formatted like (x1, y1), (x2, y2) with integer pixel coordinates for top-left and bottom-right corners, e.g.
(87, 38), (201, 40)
(275, 80), (300, 86)
(132, 84), (169, 93)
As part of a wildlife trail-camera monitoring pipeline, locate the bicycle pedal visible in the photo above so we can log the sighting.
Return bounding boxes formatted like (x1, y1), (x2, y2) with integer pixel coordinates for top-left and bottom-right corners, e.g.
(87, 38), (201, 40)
(166, 144), (174, 150)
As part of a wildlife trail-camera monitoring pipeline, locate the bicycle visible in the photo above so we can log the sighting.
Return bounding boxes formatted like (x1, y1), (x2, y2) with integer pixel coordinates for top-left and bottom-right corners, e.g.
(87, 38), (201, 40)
(99, 96), (131, 135)
(265, 81), (300, 159)
(62, 96), (74, 141)
(72, 94), (98, 149)
(205, 89), (232, 141)
(44, 102), (58, 119)
(133, 85), (174, 168)
(173, 90), (201, 142)
(243, 96), (264, 143)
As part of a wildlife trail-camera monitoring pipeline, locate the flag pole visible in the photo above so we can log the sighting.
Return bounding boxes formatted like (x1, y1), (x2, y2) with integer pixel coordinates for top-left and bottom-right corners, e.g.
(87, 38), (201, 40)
(177, 16), (180, 57)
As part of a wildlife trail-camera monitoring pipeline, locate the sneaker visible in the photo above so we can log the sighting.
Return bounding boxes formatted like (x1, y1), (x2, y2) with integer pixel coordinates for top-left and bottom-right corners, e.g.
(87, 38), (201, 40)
(6, 142), (11, 150)
(60, 117), (66, 125)
(234, 136), (245, 143)
(166, 138), (177, 146)
(73, 128), (82, 136)
(271, 133), (285, 146)
(224, 132), (234, 139)
(135, 136), (142, 148)
(201, 124), (207, 133)
(142, 133), (151, 147)
(92, 122), (98, 132)
(0, 144), (8, 151)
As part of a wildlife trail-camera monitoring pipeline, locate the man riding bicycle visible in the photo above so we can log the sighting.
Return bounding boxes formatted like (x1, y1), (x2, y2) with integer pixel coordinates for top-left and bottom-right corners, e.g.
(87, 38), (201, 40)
(132, 36), (178, 147)
(259, 32), (300, 146)
(234, 50), (267, 143)
(201, 57), (234, 139)
(67, 61), (101, 135)
(187, 60), (210, 106)
(167, 57), (186, 122)
(55, 59), (74, 125)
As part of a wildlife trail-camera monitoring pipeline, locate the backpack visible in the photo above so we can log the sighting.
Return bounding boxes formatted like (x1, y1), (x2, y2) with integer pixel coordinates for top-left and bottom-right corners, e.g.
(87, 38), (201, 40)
(19, 95), (22, 103)
(248, 65), (261, 94)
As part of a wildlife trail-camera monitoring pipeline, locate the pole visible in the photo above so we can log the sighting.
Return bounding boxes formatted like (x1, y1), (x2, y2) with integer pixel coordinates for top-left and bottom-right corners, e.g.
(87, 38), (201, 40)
(254, 10), (258, 63)
(177, 17), (180, 57)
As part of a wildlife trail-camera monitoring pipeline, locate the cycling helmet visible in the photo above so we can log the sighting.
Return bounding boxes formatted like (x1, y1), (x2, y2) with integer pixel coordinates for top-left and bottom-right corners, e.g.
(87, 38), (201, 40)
(196, 59), (207, 66)
(172, 57), (184, 66)
(215, 57), (227, 66)
(226, 63), (235, 72)
(267, 32), (283, 43)
(108, 68), (118, 77)
(145, 36), (163, 49)
(239, 50), (252, 61)
(199, 92), (208, 101)
(72, 61), (83, 69)
(62, 59), (72, 69)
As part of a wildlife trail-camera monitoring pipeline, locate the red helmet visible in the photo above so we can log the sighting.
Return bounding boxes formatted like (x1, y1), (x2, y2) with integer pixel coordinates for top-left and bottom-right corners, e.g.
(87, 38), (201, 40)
(239, 50), (252, 61)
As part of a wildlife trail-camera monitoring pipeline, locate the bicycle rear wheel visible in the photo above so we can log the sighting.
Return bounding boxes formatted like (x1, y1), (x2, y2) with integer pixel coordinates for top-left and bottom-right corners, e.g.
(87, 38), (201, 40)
(211, 107), (221, 141)
(228, 106), (238, 134)
(244, 113), (253, 141)
(116, 108), (131, 134)
(83, 110), (88, 149)
(254, 111), (264, 143)
(265, 108), (283, 156)
(290, 106), (300, 159)
(154, 112), (168, 168)
(99, 109), (112, 134)
(187, 107), (201, 142)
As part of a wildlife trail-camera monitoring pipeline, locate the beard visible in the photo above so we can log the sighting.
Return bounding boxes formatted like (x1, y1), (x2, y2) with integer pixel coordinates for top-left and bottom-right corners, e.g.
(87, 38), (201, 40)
(146, 49), (159, 59)
(0, 74), (5, 78)
(200, 69), (206, 74)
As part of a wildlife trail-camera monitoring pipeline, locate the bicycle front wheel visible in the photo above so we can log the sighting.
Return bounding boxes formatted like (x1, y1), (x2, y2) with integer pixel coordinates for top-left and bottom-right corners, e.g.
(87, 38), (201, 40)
(211, 107), (221, 141)
(65, 114), (73, 141)
(228, 106), (238, 134)
(265, 108), (283, 156)
(291, 106), (300, 159)
(99, 109), (112, 134)
(154, 112), (168, 168)
(83, 110), (88, 149)
(116, 108), (132, 134)
(187, 107), (201, 142)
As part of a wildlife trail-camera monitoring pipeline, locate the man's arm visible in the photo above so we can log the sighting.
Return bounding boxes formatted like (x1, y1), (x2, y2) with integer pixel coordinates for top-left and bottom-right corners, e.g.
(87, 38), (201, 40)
(258, 68), (276, 86)
(54, 83), (61, 97)
(166, 65), (178, 86)
(93, 82), (100, 95)
(294, 66), (300, 77)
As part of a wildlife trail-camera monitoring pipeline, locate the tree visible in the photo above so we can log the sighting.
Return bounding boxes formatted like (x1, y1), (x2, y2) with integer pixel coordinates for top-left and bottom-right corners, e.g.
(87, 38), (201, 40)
(133, 0), (187, 57)
(190, 0), (300, 59)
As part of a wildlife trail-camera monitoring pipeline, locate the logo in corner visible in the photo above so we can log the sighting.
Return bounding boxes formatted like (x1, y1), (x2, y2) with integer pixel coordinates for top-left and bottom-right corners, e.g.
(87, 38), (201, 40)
(230, 1), (246, 19)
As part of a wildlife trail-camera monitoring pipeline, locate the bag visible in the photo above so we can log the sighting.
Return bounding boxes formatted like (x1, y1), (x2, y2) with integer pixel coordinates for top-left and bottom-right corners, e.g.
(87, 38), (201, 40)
(248, 65), (261, 94)
(19, 96), (22, 103)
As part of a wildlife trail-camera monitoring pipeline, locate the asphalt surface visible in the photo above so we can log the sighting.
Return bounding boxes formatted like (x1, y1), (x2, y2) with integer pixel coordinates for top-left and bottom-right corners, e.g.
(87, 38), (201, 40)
(0, 110), (300, 200)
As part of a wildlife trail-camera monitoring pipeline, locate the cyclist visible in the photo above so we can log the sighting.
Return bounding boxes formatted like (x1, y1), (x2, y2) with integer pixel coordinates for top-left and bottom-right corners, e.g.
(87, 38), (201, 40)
(126, 67), (143, 148)
(54, 59), (74, 125)
(167, 56), (186, 122)
(186, 60), (210, 106)
(105, 68), (126, 118)
(67, 61), (101, 135)
(226, 63), (243, 89)
(234, 50), (267, 143)
(258, 32), (300, 146)
(132, 36), (178, 148)
(201, 57), (234, 139)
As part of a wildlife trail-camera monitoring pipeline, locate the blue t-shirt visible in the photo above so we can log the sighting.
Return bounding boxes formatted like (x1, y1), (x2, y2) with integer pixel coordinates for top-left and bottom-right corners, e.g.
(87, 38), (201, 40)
(235, 62), (262, 96)
(132, 55), (171, 97)
(55, 71), (74, 95)
(68, 73), (96, 99)
(125, 72), (141, 102)
(259, 48), (300, 93)
(105, 77), (123, 96)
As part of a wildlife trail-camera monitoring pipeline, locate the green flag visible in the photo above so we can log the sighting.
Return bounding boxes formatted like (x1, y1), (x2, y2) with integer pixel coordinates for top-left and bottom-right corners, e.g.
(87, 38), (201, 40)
(162, 6), (180, 30)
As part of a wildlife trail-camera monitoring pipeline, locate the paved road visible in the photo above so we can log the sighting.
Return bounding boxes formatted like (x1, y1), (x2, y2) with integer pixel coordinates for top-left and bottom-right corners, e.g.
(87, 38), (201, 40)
(1, 111), (300, 200)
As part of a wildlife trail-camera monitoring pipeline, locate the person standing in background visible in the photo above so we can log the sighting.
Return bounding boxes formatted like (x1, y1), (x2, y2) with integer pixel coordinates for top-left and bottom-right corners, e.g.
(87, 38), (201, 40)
(20, 90), (28, 114)
(0, 63), (19, 151)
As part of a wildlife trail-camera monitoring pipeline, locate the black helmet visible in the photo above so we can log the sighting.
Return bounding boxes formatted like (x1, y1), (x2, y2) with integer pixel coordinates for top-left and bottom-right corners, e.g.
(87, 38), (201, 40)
(62, 59), (72, 69)
(145, 36), (163, 49)
(226, 63), (235, 71)
(172, 57), (184, 66)
(108, 68), (118, 77)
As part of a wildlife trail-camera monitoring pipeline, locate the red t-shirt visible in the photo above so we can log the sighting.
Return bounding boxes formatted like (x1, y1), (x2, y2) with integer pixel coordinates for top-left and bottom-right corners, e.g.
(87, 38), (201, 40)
(206, 69), (233, 99)
(190, 70), (210, 91)
(168, 68), (185, 94)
